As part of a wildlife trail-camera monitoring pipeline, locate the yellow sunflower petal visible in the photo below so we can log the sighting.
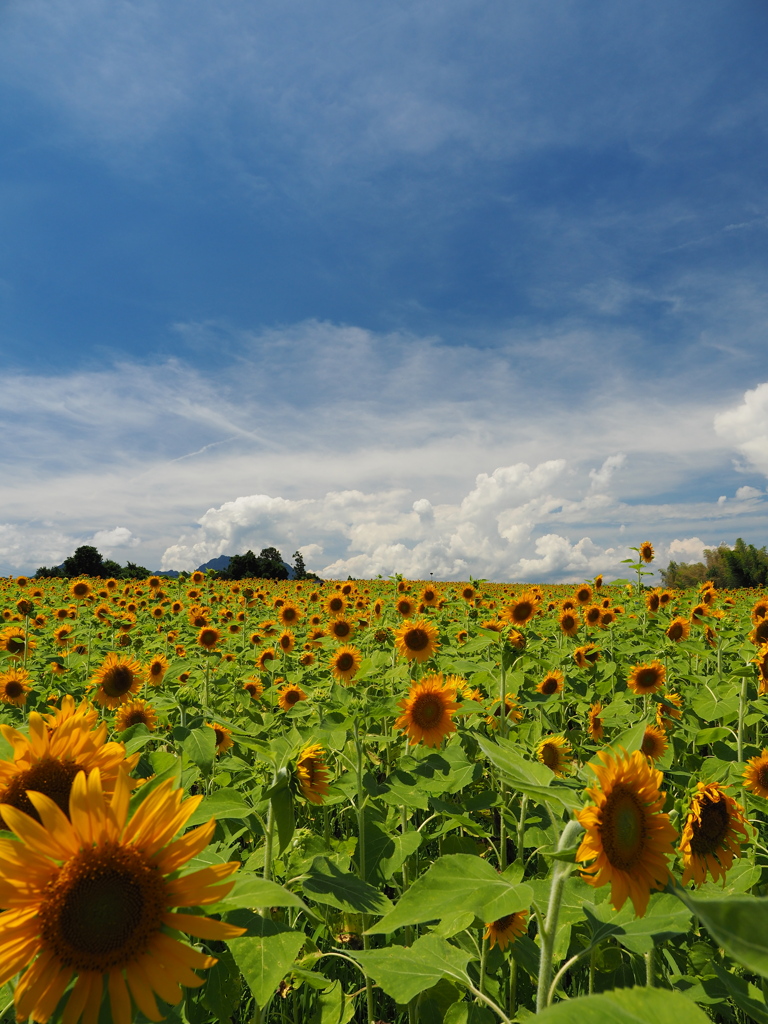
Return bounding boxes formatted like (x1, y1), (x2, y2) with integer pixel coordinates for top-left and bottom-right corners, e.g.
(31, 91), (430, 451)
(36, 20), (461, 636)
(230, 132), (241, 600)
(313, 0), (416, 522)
(125, 960), (163, 1021)
(164, 912), (246, 939)
(0, 802), (67, 861)
(108, 969), (132, 1024)
(26, 790), (80, 857)
(138, 953), (184, 1005)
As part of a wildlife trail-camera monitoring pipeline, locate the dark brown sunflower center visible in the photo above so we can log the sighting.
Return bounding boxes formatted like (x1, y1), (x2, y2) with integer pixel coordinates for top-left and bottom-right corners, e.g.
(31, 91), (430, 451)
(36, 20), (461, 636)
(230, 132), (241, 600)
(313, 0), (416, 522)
(539, 743), (560, 769)
(411, 694), (442, 727)
(199, 629), (218, 647)
(600, 784), (647, 870)
(149, 662), (164, 677)
(333, 622), (351, 637)
(40, 842), (167, 971)
(336, 653), (355, 672)
(3, 680), (24, 698)
(540, 678), (559, 695)
(757, 764), (768, 789)
(668, 623), (683, 640)
(283, 609), (297, 622)
(404, 629), (429, 652)
(284, 689), (301, 705)
(586, 608), (600, 624)
(689, 798), (730, 855)
(634, 669), (660, 692)
(492, 913), (517, 932)
(329, 598), (344, 612)
(5, 637), (25, 655)
(280, 635), (292, 649)
(648, 595), (660, 612)
(1, 757), (84, 824)
(562, 615), (576, 629)
(511, 602), (533, 623)
(641, 731), (664, 758)
(102, 665), (136, 698)
(123, 709), (151, 728)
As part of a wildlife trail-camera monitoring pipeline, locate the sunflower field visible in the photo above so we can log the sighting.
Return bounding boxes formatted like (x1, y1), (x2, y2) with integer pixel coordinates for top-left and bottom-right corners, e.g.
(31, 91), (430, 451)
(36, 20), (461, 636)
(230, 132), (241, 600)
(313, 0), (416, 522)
(2, 546), (768, 1024)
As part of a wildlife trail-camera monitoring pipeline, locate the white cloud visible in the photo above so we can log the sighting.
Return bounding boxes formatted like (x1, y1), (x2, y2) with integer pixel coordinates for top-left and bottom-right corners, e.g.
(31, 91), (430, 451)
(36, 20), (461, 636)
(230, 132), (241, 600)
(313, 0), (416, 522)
(589, 453), (626, 492)
(735, 485), (762, 500)
(667, 537), (706, 562)
(714, 382), (768, 476)
(91, 527), (140, 552)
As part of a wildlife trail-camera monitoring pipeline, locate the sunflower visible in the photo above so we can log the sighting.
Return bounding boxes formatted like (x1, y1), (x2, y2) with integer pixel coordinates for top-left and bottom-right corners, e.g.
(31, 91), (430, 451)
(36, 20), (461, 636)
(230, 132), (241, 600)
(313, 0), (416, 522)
(656, 692), (683, 730)
(191, 570), (205, 583)
(0, 768), (244, 1024)
(277, 683), (307, 711)
(0, 666), (32, 706)
(639, 541), (655, 563)
(751, 598), (768, 625)
(278, 602), (301, 626)
(329, 645), (363, 683)
(558, 610), (580, 637)
(206, 722), (233, 754)
(327, 617), (355, 641)
(296, 744), (330, 804)
(484, 910), (528, 951)
(573, 644), (600, 669)
(503, 591), (540, 627)
(299, 651), (316, 667)
(420, 586), (439, 607)
(325, 594), (346, 616)
(0, 626), (35, 658)
(0, 701), (137, 826)
(485, 695), (524, 729)
(536, 736), (572, 777)
(576, 748), (678, 916)
(460, 585), (476, 603)
(744, 749), (768, 798)
(69, 579), (92, 600)
(89, 653), (144, 709)
(196, 626), (221, 651)
(626, 661), (666, 696)
(145, 653), (169, 687)
(393, 619), (440, 663)
(666, 617), (690, 643)
(395, 675), (459, 747)
(640, 725), (667, 761)
(115, 700), (158, 733)
(645, 590), (661, 614)
(537, 670), (564, 697)
(587, 702), (604, 741)
(574, 585), (593, 606)
(242, 677), (263, 700)
(257, 647), (277, 671)
(680, 782), (749, 886)
(395, 596), (417, 618)
(583, 604), (602, 628)
(277, 630), (296, 654)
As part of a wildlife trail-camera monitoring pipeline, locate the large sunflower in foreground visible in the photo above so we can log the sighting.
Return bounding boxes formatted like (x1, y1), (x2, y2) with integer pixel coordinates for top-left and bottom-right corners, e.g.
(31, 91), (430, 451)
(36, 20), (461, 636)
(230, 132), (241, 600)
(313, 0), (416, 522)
(0, 768), (245, 1024)
(296, 743), (330, 805)
(395, 674), (459, 747)
(89, 653), (144, 709)
(0, 702), (137, 826)
(393, 619), (440, 663)
(576, 748), (678, 917)
(679, 782), (749, 886)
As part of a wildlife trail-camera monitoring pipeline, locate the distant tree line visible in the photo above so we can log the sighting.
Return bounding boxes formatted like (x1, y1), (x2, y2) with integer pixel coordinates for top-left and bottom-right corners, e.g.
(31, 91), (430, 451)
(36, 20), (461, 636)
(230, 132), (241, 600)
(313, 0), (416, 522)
(34, 544), (319, 581)
(661, 538), (768, 589)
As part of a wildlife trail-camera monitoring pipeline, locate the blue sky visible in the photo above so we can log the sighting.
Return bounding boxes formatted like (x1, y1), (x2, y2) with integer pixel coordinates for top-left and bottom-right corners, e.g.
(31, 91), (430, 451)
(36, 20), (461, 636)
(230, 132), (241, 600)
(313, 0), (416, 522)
(1, 0), (767, 580)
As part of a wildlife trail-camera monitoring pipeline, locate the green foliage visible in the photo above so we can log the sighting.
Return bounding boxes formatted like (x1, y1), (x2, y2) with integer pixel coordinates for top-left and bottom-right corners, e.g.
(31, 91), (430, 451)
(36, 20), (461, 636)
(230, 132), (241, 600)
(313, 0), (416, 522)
(661, 537), (768, 588)
(227, 547), (291, 580)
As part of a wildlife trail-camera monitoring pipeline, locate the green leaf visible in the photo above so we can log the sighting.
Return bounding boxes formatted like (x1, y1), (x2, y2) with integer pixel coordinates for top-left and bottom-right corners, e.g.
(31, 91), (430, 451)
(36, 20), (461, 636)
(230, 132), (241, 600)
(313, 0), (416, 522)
(475, 735), (581, 811)
(185, 787), (254, 827)
(380, 830), (422, 880)
(212, 873), (306, 911)
(582, 894), (692, 954)
(351, 934), (471, 1004)
(271, 783), (295, 855)
(201, 948), (241, 1021)
(713, 962), (768, 1024)
(694, 727), (731, 747)
(313, 980), (355, 1024)
(183, 726), (216, 774)
(368, 854), (532, 934)
(120, 723), (155, 753)
(228, 915), (305, 1008)
(672, 888), (768, 978)
(534, 987), (711, 1022)
(302, 856), (392, 917)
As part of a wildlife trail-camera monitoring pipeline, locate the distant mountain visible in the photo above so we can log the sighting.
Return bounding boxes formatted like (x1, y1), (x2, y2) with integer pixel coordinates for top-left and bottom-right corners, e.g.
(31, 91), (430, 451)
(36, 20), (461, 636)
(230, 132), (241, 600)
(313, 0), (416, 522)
(197, 555), (233, 572)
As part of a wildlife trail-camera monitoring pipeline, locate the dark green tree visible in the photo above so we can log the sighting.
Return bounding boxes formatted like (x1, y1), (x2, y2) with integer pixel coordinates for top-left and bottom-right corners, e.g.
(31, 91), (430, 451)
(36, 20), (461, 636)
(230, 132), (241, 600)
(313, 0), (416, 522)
(226, 550), (260, 580)
(121, 561), (151, 580)
(292, 550), (307, 579)
(61, 545), (107, 577)
(253, 547), (289, 581)
(720, 538), (768, 588)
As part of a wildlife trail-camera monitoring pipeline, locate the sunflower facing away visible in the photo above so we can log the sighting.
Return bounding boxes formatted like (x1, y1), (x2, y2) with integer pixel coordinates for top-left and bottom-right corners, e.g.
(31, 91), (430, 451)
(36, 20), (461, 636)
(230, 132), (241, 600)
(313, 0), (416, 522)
(0, 767), (245, 1024)
(395, 674), (459, 747)
(393, 619), (440, 663)
(296, 743), (331, 804)
(576, 748), (678, 916)
(89, 653), (144, 709)
(679, 782), (749, 886)
(484, 910), (528, 951)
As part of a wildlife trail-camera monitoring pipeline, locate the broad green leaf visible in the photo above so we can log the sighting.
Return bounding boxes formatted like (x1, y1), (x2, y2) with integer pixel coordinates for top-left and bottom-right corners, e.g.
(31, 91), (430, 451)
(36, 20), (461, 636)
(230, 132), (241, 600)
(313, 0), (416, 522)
(368, 854), (532, 934)
(582, 894), (692, 954)
(695, 727), (731, 746)
(183, 726), (216, 774)
(475, 735), (581, 811)
(185, 787), (254, 827)
(271, 783), (295, 855)
(351, 934), (471, 1004)
(535, 987), (710, 1023)
(228, 914), (305, 1008)
(713, 963), (768, 1024)
(380, 829), (422, 880)
(302, 856), (392, 917)
(212, 874), (305, 910)
(201, 948), (241, 1021)
(673, 888), (768, 978)
(120, 724), (155, 753)
(313, 980), (355, 1024)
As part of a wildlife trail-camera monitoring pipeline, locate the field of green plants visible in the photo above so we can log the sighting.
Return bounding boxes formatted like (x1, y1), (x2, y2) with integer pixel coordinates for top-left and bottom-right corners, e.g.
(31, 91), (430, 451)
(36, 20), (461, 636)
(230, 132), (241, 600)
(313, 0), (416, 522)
(2, 546), (768, 1024)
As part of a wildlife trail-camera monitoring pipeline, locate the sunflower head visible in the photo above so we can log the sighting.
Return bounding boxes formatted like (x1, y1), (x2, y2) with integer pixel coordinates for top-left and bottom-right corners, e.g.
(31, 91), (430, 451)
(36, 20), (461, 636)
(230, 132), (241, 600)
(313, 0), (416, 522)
(558, 610), (580, 637)
(393, 619), (440, 664)
(296, 743), (330, 804)
(639, 541), (655, 563)
(484, 910), (528, 951)
(536, 736), (572, 777)
(115, 699), (158, 733)
(537, 670), (564, 697)
(145, 653), (169, 686)
(666, 617), (690, 643)
(395, 674), (458, 747)
(0, 666), (32, 706)
(277, 684), (307, 711)
(328, 617), (355, 641)
(587, 702), (604, 741)
(626, 661), (666, 696)
(207, 722), (233, 754)
(680, 782), (749, 886)
(576, 748), (678, 916)
(89, 653), (144, 709)
(197, 626), (221, 651)
(640, 725), (667, 761)
(329, 645), (362, 683)
(573, 644), (600, 669)
(503, 591), (540, 627)
(744, 749), (768, 799)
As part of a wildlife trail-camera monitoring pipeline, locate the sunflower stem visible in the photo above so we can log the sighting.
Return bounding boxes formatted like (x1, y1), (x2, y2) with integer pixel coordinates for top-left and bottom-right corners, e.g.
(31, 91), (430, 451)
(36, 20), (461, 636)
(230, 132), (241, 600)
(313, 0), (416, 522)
(738, 674), (748, 763)
(516, 795), (527, 866)
(353, 718), (376, 1024)
(263, 794), (275, 886)
(645, 947), (655, 987)
(535, 819), (584, 1012)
